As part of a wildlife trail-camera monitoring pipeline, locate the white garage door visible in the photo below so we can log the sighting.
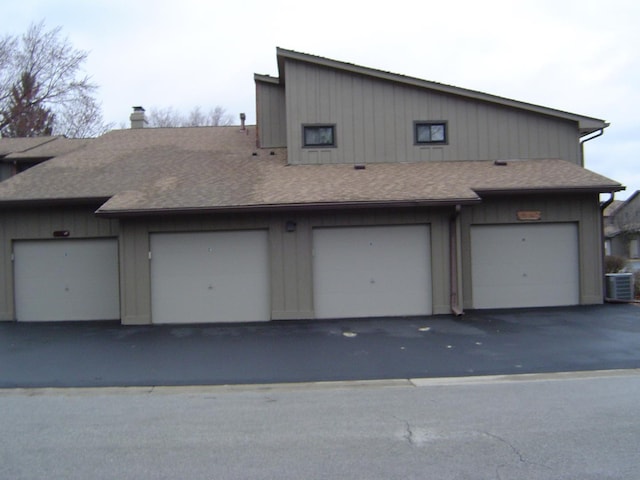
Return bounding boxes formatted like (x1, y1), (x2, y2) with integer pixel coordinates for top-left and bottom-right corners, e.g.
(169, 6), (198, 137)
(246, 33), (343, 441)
(471, 223), (579, 309)
(13, 238), (120, 322)
(313, 225), (432, 319)
(150, 230), (270, 324)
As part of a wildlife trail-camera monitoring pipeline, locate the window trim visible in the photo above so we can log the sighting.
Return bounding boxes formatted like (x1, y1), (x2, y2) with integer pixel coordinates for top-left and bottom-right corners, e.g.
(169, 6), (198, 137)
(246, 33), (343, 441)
(302, 124), (337, 148)
(414, 121), (448, 145)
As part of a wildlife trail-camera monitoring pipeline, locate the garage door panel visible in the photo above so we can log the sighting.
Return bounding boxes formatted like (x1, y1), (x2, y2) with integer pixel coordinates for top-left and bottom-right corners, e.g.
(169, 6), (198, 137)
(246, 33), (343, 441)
(471, 224), (579, 309)
(150, 230), (269, 324)
(14, 239), (120, 322)
(313, 225), (432, 319)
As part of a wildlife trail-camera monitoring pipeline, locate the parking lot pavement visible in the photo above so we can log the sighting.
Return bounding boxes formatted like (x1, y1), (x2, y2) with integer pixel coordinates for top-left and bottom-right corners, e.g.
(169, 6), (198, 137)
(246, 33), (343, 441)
(0, 304), (639, 388)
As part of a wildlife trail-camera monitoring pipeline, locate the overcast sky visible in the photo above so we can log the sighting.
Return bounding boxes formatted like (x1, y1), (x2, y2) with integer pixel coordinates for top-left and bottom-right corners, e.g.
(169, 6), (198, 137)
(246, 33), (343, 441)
(4, 0), (639, 199)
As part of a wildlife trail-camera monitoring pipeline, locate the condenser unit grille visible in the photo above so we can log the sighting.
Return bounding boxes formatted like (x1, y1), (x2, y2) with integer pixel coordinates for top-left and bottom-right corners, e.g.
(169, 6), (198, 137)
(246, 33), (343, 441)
(606, 273), (634, 301)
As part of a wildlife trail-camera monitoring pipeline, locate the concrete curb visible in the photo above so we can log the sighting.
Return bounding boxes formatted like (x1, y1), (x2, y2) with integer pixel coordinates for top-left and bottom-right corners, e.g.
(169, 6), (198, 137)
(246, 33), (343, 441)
(409, 368), (640, 387)
(1, 368), (639, 396)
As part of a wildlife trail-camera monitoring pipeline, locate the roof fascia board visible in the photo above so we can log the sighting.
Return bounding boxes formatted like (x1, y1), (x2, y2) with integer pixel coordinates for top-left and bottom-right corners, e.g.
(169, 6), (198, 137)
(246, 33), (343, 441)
(474, 185), (625, 196)
(623, 190), (640, 205)
(0, 197), (110, 209)
(96, 197), (482, 218)
(613, 190), (640, 215)
(254, 73), (281, 85)
(2, 154), (53, 162)
(275, 47), (607, 134)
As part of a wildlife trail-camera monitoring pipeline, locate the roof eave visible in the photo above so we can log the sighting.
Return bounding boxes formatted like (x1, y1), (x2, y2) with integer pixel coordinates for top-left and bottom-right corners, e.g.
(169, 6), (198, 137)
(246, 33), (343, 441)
(275, 48), (607, 128)
(474, 185), (625, 196)
(579, 121), (610, 137)
(254, 73), (281, 85)
(0, 197), (111, 209)
(95, 197), (482, 218)
(1, 155), (53, 162)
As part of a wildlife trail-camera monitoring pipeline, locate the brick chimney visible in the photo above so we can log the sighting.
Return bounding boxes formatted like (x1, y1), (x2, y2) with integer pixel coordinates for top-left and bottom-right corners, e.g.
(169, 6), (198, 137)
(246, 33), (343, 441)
(130, 106), (147, 129)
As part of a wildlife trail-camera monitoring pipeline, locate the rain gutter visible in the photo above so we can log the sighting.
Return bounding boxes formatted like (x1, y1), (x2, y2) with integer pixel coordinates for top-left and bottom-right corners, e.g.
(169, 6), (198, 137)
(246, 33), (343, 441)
(95, 197), (482, 218)
(579, 126), (607, 167)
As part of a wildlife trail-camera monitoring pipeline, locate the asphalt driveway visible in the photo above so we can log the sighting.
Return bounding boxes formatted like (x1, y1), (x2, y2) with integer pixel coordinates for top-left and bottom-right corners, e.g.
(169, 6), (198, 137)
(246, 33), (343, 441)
(1, 304), (639, 388)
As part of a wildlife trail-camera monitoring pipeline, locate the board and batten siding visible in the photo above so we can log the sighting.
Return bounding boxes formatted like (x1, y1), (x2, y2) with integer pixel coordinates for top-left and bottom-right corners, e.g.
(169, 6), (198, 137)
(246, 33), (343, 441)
(283, 59), (581, 166)
(118, 207), (450, 324)
(256, 79), (287, 148)
(0, 206), (120, 321)
(459, 194), (604, 309)
(0, 164), (13, 182)
(119, 213), (272, 324)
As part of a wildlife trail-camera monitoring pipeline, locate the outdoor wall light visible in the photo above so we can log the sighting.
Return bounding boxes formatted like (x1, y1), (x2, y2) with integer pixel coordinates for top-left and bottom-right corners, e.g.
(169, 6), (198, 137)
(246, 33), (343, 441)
(285, 220), (297, 232)
(53, 230), (70, 237)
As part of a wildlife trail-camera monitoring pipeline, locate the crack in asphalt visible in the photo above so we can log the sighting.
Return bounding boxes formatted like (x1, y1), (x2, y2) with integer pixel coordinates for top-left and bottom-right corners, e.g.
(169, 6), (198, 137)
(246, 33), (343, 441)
(403, 420), (414, 446)
(393, 416), (555, 478)
(480, 430), (552, 476)
(482, 431), (527, 463)
(392, 415), (416, 447)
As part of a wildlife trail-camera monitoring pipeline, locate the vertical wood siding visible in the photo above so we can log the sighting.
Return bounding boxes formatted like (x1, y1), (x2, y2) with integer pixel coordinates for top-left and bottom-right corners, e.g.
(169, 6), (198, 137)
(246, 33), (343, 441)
(0, 164), (12, 182)
(459, 194), (604, 308)
(117, 208), (451, 324)
(1, 197), (604, 323)
(256, 80), (287, 148)
(284, 60), (581, 166)
(0, 206), (119, 321)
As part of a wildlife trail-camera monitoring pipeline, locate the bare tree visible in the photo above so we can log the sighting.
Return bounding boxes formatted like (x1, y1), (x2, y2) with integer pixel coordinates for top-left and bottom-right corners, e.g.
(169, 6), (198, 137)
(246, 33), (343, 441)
(147, 107), (184, 128)
(207, 106), (234, 126)
(146, 105), (235, 128)
(186, 106), (206, 127)
(0, 35), (18, 103)
(0, 21), (111, 137)
(56, 92), (110, 139)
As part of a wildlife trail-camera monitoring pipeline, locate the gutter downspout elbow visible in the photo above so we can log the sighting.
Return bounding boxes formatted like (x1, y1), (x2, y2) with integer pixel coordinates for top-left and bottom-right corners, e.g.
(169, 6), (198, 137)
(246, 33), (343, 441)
(580, 127), (606, 167)
(600, 192), (615, 212)
(450, 205), (464, 316)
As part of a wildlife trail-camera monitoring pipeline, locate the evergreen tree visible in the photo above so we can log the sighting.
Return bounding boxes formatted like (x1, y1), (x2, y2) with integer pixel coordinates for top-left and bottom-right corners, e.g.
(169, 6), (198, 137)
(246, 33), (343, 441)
(0, 22), (110, 138)
(3, 72), (54, 137)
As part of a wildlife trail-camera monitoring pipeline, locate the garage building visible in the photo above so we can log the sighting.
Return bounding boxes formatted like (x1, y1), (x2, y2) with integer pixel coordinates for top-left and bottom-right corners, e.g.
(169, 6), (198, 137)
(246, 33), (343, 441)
(0, 48), (623, 323)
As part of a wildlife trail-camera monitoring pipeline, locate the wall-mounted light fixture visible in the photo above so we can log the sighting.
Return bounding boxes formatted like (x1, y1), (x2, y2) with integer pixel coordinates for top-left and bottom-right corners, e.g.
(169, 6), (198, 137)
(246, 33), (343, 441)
(285, 220), (297, 232)
(53, 230), (70, 237)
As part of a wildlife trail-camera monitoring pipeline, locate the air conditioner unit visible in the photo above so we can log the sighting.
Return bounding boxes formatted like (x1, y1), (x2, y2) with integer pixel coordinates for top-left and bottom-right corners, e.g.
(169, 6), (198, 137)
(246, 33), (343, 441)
(606, 273), (634, 301)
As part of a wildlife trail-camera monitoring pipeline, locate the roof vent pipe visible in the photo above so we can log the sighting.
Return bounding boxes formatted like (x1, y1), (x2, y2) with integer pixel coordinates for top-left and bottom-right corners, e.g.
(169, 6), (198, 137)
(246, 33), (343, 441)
(130, 106), (147, 129)
(240, 113), (246, 130)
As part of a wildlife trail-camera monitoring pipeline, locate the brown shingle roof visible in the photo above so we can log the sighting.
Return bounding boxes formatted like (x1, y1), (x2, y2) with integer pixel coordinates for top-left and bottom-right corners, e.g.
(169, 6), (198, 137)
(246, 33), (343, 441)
(0, 137), (58, 157)
(604, 199), (624, 217)
(0, 126), (623, 214)
(0, 136), (91, 161)
(5, 137), (91, 159)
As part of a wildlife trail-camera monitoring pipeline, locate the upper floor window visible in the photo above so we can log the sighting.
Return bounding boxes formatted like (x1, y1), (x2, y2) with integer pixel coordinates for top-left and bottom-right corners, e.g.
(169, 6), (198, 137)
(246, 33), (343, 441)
(303, 125), (336, 147)
(415, 122), (447, 145)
